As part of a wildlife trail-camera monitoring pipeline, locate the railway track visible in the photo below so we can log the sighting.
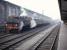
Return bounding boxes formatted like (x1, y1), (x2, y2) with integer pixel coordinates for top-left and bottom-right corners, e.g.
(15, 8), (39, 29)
(30, 24), (60, 50)
(0, 25), (52, 50)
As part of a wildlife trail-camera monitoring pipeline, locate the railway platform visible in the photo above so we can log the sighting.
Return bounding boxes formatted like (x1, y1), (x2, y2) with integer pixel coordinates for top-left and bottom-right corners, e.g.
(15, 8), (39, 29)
(57, 23), (67, 50)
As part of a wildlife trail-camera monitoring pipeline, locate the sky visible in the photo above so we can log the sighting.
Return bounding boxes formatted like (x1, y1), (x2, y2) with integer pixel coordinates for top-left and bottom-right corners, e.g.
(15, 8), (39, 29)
(5, 0), (61, 20)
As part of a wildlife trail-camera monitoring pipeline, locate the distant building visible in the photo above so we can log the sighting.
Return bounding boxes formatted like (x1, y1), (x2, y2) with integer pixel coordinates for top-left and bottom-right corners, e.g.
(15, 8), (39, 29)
(0, 1), (21, 20)
(23, 8), (51, 20)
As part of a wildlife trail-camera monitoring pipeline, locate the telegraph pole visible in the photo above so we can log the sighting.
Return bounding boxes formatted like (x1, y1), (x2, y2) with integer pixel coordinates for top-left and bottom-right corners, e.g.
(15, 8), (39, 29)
(42, 10), (44, 15)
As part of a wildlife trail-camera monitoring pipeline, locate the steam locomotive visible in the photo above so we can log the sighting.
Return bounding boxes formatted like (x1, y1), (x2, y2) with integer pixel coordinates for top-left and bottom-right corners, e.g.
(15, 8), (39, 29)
(5, 16), (50, 32)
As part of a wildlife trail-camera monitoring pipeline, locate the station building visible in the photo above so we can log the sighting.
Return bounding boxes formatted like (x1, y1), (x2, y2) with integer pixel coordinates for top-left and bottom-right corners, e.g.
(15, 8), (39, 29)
(0, 1), (21, 20)
(58, 0), (67, 22)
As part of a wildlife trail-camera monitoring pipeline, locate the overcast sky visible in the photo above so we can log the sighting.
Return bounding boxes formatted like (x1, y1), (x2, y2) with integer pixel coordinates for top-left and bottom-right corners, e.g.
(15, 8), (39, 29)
(5, 0), (61, 20)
